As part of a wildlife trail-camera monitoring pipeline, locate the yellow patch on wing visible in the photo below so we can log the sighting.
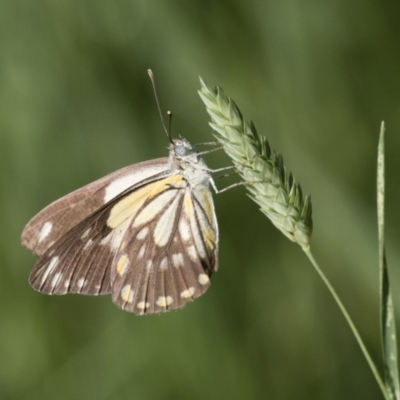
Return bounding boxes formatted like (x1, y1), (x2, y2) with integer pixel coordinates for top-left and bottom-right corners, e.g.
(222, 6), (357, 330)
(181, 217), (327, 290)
(197, 189), (217, 251)
(203, 226), (216, 251)
(183, 191), (194, 217)
(121, 284), (134, 303)
(200, 190), (214, 221)
(116, 254), (129, 276)
(107, 175), (184, 229)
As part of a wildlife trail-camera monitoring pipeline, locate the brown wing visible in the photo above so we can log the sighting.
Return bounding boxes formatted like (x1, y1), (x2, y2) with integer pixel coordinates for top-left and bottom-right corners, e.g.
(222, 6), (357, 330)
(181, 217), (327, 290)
(21, 158), (169, 256)
(28, 170), (175, 296)
(29, 207), (115, 295)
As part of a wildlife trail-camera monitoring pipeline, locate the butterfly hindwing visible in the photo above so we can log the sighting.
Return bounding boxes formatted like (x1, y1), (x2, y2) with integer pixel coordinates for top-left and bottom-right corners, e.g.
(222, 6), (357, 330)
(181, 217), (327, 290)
(29, 203), (116, 295)
(21, 158), (170, 256)
(111, 181), (219, 314)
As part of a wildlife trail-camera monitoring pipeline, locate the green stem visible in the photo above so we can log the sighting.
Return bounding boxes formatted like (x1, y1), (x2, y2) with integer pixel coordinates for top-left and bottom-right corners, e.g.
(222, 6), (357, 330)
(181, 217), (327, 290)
(303, 247), (390, 400)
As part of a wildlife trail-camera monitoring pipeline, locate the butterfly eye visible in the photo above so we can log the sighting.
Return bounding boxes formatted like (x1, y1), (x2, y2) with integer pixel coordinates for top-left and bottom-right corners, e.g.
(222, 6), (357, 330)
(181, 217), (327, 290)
(175, 145), (190, 157)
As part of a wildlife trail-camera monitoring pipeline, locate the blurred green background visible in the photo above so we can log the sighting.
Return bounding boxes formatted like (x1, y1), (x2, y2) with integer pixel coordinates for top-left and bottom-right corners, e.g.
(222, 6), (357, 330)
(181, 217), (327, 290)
(1, 0), (400, 399)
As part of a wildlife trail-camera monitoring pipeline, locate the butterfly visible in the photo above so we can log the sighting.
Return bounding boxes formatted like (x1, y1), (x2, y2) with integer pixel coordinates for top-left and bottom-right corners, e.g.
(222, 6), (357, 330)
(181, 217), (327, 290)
(21, 134), (219, 315)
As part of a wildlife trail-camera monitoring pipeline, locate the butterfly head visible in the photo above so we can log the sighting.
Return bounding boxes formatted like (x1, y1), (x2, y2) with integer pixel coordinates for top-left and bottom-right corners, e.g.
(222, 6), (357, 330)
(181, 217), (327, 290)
(169, 137), (199, 165)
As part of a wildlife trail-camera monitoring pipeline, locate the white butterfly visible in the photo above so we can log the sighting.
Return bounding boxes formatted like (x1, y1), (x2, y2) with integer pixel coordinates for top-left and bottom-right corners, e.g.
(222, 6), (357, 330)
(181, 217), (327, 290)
(21, 136), (219, 315)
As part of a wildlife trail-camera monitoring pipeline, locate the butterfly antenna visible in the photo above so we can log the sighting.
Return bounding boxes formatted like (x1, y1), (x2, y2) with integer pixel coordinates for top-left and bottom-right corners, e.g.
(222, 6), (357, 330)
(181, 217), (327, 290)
(167, 111), (173, 138)
(147, 69), (173, 143)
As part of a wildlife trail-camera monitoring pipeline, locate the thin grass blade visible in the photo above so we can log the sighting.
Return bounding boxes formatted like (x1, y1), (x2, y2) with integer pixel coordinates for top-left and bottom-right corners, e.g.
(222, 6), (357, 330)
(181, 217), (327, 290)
(378, 122), (400, 400)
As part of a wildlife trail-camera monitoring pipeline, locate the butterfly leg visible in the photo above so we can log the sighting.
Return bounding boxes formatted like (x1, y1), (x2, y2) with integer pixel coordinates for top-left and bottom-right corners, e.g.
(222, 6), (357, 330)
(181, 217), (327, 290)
(197, 145), (224, 157)
(214, 180), (263, 194)
(196, 141), (220, 146)
(210, 174), (263, 194)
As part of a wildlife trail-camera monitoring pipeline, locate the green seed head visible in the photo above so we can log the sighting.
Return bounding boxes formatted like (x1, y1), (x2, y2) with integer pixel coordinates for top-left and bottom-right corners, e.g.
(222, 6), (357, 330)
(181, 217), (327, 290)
(199, 78), (313, 249)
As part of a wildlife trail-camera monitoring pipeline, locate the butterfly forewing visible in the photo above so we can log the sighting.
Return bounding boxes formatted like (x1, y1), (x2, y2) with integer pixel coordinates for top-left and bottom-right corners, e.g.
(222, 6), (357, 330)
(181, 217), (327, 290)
(21, 159), (170, 256)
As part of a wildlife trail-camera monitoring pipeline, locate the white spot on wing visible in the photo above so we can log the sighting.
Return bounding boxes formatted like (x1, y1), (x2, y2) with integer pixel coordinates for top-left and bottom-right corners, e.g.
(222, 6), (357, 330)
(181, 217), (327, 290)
(138, 243), (147, 259)
(198, 273), (210, 285)
(156, 296), (173, 307)
(41, 256), (59, 284)
(172, 253), (184, 268)
(83, 239), (93, 250)
(104, 166), (167, 202)
(51, 272), (62, 288)
(189, 207), (207, 259)
(180, 287), (195, 299)
(133, 190), (176, 227)
(100, 233), (112, 246)
(110, 219), (132, 251)
(159, 257), (168, 271)
(187, 245), (197, 261)
(153, 195), (181, 246)
(81, 228), (91, 239)
(179, 219), (191, 242)
(146, 260), (153, 271)
(77, 278), (86, 289)
(137, 301), (150, 310)
(38, 222), (53, 243)
(136, 226), (149, 240)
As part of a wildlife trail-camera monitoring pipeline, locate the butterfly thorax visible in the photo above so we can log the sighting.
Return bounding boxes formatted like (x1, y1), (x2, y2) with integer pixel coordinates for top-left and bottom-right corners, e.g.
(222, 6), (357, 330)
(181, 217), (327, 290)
(169, 138), (211, 189)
